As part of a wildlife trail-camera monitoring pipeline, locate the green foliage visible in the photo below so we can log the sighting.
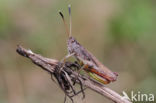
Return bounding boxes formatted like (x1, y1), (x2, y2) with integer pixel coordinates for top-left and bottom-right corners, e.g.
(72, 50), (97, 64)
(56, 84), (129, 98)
(0, 8), (11, 39)
(110, 0), (155, 43)
(149, 52), (156, 75)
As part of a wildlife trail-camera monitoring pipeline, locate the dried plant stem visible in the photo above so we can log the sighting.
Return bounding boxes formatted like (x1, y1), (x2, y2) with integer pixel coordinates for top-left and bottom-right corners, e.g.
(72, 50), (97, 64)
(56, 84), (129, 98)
(16, 45), (131, 103)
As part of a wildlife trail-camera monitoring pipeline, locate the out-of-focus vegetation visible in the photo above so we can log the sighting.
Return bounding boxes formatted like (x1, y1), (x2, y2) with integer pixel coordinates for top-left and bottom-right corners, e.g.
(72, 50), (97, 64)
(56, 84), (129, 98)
(0, 0), (155, 103)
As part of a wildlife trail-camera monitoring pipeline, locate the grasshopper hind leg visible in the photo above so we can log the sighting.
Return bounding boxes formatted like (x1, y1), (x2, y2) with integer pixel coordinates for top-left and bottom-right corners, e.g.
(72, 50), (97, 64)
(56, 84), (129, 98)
(88, 72), (111, 84)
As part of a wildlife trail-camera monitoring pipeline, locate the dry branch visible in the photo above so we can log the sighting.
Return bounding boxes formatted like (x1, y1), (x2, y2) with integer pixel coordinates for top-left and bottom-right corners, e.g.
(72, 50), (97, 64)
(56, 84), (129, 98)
(16, 45), (131, 103)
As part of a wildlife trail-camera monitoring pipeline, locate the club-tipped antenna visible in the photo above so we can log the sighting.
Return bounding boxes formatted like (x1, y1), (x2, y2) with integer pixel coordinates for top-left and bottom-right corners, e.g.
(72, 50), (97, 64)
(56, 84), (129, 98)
(59, 11), (70, 37)
(68, 4), (72, 37)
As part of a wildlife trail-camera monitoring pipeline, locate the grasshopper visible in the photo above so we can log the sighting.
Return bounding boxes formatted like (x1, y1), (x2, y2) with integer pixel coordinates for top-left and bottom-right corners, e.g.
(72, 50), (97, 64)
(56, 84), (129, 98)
(59, 5), (118, 84)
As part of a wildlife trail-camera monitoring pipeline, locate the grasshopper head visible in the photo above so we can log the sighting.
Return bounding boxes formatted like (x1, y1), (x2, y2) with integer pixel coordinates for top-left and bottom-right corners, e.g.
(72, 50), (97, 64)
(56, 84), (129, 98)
(67, 36), (80, 54)
(67, 37), (76, 53)
(68, 36), (76, 44)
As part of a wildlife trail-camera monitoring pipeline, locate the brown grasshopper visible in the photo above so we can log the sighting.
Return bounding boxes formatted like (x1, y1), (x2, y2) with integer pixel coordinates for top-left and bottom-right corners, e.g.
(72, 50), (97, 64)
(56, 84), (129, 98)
(59, 5), (118, 84)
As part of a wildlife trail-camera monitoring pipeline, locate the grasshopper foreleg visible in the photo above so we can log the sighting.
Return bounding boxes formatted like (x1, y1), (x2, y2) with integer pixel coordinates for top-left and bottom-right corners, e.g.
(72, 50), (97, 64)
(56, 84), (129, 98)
(59, 53), (75, 73)
(61, 53), (75, 62)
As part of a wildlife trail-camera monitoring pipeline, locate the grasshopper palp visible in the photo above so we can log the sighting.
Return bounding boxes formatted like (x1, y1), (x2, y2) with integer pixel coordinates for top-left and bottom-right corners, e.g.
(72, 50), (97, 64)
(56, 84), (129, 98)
(59, 5), (118, 84)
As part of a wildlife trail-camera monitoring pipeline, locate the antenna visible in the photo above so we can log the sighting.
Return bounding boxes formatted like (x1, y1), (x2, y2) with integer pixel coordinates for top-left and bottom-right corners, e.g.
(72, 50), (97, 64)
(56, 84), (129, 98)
(68, 4), (72, 37)
(59, 11), (70, 37)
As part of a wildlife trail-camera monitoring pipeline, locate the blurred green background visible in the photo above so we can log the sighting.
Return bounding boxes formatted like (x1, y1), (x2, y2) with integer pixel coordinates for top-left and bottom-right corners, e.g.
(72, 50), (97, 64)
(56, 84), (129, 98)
(0, 0), (156, 103)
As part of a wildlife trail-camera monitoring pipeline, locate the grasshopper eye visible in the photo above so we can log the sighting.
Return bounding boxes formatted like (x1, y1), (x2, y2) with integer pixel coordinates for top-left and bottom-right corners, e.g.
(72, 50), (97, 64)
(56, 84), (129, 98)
(71, 40), (75, 43)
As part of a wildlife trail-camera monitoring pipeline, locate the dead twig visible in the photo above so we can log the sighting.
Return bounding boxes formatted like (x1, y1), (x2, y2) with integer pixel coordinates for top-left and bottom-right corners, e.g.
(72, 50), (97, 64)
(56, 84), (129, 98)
(16, 45), (131, 103)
